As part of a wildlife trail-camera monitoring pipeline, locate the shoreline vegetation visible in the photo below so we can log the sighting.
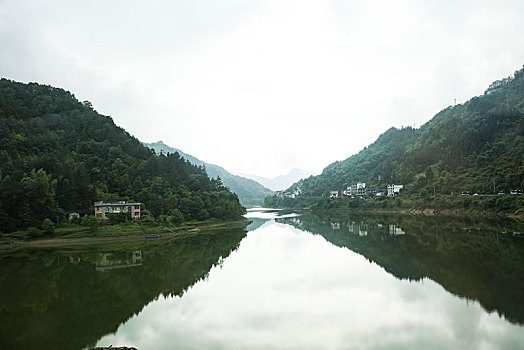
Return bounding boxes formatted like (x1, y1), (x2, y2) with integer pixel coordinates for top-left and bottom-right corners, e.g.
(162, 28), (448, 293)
(0, 218), (251, 251)
(299, 207), (524, 219)
(264, 193), (524, 217)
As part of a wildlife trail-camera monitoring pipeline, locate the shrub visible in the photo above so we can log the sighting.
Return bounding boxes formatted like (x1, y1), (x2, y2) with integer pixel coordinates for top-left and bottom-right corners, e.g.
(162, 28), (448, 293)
(27, 227), (43, 239)
(107, 211), (132, 224)
(42, 218), (55, 234)
(81, 216), (99, 231)
(169, 209), (185, 225)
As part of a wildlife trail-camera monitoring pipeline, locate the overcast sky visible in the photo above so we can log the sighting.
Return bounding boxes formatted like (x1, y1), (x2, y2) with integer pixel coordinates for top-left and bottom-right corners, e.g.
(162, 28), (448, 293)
(1, 0), (523, 178)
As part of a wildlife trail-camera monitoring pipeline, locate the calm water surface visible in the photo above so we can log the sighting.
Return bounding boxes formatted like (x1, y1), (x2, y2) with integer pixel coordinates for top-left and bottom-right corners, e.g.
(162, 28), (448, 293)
(1, 209), (523, 349)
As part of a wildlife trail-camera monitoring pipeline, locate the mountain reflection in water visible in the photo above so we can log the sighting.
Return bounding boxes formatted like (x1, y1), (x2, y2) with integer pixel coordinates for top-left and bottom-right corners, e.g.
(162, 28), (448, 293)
(1, 210), (523, 350)
(277, 212), (524, 325)
(0, 228), (247, 350)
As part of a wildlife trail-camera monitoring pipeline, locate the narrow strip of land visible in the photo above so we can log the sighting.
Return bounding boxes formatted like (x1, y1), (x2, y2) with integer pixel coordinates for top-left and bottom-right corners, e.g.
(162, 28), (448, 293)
(0, 220), (250, 251)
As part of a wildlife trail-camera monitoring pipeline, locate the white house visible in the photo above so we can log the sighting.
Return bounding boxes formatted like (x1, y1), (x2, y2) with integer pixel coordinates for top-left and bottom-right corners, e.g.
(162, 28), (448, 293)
(387, 184), (403, 197)
(94, 200), (141, 220)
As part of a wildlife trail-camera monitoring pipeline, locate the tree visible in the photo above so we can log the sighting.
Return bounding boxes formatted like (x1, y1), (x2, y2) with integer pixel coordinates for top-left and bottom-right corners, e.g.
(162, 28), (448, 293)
(81, 216), (99, 232)
(42, 218), (55, 234)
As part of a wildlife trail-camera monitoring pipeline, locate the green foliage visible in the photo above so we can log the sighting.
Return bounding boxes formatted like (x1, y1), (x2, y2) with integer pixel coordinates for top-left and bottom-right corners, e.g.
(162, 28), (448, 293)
(81, 216), (99, 232)
(144, 141), (273, 207)
(69, 215), (81, 225)
(169, 208), (185, 225)
(287, 193), (524, 214)
(26, 227), (43, 239)
(41, 218), (54, 234)
(107, 211), (132, 224)
(0, 79), (246, 232)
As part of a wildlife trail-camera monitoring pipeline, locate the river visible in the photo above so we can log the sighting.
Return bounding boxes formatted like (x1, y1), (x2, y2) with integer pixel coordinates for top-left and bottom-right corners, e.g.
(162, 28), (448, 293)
(0, 208), (523, 349)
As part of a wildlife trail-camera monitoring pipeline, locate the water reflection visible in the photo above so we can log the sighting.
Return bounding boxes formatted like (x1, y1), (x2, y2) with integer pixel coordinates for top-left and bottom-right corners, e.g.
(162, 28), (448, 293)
(277, 212), (524, 325)
(0, 228), (246, 350)
(244, 208), (302, 232)
(1, 211), (523, 350)
(96, 250), (143, 272)
(94, 211), (523, 349)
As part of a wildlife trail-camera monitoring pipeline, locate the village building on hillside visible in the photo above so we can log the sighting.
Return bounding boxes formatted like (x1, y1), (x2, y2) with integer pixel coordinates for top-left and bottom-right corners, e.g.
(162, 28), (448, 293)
(94, 200), (141, 220)
(342, 182), (368, 197)
(387, 184), (403, 197)
(330, 190), (339, 198)
(289, 187), (302, 199)
(342, 183), (385, 197)
(276, 187), (302, 199)
(68, 212), (80, 221)
(485, 77), (513, 94)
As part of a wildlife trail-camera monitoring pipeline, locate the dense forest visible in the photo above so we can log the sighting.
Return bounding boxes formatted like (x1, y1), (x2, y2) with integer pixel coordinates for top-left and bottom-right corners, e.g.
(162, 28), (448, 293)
(0, 79), (245, 233)
(144, 141), (273, 207)
(266, 66), (524, 211)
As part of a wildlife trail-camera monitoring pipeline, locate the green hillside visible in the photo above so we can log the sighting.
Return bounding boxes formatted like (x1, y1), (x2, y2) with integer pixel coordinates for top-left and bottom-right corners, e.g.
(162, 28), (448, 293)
(0, 79), (245, 233)
(266, 66), (524, 212)
(144, 141), (273, 207)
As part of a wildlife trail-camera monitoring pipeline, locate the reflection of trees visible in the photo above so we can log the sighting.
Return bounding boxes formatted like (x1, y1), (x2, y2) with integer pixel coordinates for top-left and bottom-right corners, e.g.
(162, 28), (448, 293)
(278, 212), (524, 325)
(0, 228), (246, 350)
(246, 218), (270, 232)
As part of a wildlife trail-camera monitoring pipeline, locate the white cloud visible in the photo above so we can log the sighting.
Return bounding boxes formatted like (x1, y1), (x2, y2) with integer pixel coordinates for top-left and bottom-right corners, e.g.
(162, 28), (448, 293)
(1, 0), (524, 177)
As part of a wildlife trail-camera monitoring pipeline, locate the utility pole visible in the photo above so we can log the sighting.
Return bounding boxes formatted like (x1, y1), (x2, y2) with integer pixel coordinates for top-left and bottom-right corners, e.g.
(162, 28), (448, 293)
(493, 178), (496, 194)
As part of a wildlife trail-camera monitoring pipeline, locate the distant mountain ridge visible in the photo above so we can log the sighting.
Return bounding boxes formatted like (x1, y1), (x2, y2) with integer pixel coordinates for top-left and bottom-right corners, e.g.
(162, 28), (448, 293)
(239, 168), (314, 191)
(144, 141), (273, 207)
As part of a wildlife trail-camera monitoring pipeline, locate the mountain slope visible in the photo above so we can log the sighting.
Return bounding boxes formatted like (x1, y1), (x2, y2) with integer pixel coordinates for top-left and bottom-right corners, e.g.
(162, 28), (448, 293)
(144, 141), (273, 207)
(268, 65), (524, 204)
(0, 79), (245, 232)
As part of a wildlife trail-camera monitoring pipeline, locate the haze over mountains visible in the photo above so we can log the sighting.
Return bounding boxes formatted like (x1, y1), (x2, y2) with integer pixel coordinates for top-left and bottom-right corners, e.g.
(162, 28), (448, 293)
(144, 141), (273, 207)
(239, 168), (314, 191)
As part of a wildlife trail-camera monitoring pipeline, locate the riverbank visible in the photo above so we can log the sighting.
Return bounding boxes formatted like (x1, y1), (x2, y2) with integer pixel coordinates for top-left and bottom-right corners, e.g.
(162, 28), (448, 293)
(314, 207), (524, 219)
(265, 194), (524, 217)
(272, 207), (524, 220)
(0, 219), (251, 251)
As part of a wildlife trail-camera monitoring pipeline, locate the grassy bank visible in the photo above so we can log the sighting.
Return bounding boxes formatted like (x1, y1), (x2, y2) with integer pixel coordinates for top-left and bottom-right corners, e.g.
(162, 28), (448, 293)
(0, 218), (251, 250)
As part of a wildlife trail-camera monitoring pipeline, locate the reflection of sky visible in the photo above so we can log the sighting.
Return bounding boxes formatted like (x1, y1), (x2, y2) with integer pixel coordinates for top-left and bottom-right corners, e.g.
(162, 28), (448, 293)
(95, 222), (524, 349)
(245, 208), (301, 220)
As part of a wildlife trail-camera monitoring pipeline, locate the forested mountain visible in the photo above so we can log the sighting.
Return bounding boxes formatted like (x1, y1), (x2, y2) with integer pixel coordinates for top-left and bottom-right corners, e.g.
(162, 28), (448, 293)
(0, 79), (245, 233)
(271, 66), (524, 202)
(144, 141), (273, 207)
